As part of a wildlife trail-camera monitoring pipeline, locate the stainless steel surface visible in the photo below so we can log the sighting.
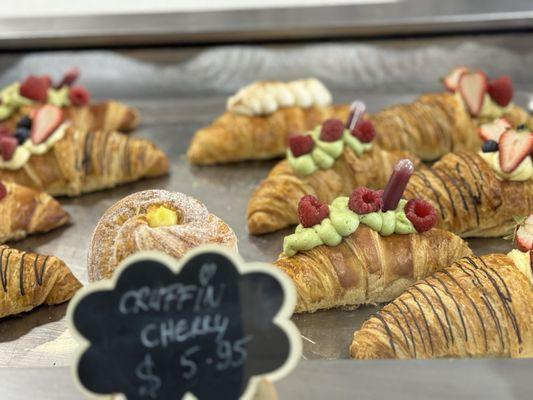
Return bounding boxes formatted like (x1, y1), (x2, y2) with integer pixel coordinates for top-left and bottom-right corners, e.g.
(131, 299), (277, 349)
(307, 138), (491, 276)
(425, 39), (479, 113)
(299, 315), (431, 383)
(0, 0), (533, 49)
(0, 39), (531, 397)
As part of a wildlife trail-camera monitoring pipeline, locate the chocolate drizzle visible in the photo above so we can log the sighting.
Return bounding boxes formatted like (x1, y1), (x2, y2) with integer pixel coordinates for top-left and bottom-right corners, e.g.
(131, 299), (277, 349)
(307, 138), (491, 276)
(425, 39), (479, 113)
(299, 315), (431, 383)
(374, 312), (397, 356)
(406, 290), (434, 355)
(432, 275), (469, 342)
(390, 302), (416, 357)
(412, 285), (450, 347)
(421, 280), (454, 344)
(436, 167), (469, 214)
(381, 309), (410, 355)
(0, 247), (51, 296)
(82, 131), (95, 174)
(428, 168), (456, 217)
(399, 298), (426, 355)
(19, 252), (27, 296)
(454, 163), (480, 226)
(0, 247), (9, 292)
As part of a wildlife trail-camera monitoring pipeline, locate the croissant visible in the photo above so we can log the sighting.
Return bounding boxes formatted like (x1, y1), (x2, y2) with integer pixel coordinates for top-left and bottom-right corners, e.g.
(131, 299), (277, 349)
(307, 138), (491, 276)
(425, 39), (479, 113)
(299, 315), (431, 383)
(274, 225), (471, 313)
(87, 190), (238, 281)
(0, 126), (169, 196)
(0, 245), (82, 318)
(403, 151), (532, 237)
(247, 146), (419, 234)
(188, 105), (349, 164)
(187, 92), (529, 164)
(0, 181), (69, 243)
(5, 100), (139, 134)
(350, 253), (533, 359)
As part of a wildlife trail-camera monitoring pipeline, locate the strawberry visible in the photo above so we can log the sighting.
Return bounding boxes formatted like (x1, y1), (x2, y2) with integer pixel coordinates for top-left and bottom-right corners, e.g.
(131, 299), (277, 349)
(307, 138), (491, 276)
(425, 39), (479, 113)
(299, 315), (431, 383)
(515, 215), (533, 252)
(458, 71), (488, 117)
(288, 134), (314, 157)
(0, 135), (18, 161)
(498, 130), (533, 173)
(19, 75), (51, 102)
(298, 195), (329, 228)
(30, 105), (64, 145)
(68, 85), (90, 106)
(56, 66), (80, 88)
(478, 118), (511, 142)
(443, 66), (468, 92)
(488, 75), (513, 107)
(0, 125), (11, 137)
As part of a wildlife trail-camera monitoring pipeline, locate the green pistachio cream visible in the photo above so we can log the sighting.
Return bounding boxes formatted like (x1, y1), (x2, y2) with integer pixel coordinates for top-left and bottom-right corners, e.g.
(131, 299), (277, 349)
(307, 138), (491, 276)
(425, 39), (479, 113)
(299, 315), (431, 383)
(287, 126), (372, 176)
(283, 197), (416, 256)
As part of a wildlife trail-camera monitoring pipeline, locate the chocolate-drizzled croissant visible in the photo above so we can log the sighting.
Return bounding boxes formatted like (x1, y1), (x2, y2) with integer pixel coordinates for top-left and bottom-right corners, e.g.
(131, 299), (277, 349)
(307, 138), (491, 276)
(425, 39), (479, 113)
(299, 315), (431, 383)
(350, 254), (533, 359)
(274, 226), (471, 313)
(0, 245), (82, 318)
(247, 146), (419, 234)
(0, 126), (169, 196)
(404, 151), (532, 237)
(0, 181), (69, 243)
(188, 105), (350, 165)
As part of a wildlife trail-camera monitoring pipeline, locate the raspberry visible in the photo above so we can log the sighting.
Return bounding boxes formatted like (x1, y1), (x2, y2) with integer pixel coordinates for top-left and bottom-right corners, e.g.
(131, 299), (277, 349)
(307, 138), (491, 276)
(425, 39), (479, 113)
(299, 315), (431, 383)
(69, 85), (91, 106)
(288, 134), (314, 157)
(19, 75), (51, 102)
(404, 199), (438, 233)
(319, 119), (344, 142)
(348, 187), (383, 214)
(351, 119), (376, 143)
(298, 195), (329, 228)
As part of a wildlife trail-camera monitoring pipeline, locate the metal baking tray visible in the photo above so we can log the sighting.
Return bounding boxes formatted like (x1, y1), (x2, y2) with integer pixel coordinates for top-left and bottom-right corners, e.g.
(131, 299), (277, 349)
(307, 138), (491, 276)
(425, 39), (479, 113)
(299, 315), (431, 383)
(0, 43), (530, 369)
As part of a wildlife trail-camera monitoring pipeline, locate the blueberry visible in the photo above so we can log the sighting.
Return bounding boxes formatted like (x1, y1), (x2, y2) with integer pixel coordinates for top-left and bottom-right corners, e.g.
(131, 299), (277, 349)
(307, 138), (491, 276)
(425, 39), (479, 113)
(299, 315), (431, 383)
(16, 116), (32, 129)
(517, 124), (526, 131)
(14, 127), (30, 144)
(482, 140), (499, 153)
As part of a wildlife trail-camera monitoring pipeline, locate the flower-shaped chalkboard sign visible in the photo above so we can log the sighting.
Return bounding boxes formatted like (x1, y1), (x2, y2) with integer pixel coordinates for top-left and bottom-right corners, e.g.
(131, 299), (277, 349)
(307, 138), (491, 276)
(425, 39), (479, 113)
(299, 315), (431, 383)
(68, 245), (301, 400)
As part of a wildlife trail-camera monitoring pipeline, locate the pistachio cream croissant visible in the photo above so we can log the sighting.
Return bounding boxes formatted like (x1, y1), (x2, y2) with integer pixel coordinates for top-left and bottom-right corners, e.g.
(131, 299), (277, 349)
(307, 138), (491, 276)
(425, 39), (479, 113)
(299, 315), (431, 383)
(274, 190), (471, 313)
(0, 180), (69, 243)
(247, 117), (420, 234)
(0, 245), (82, 318)
(0, 69), (139, 132)
(87, 190), (238, 281)
(350, 251), (533, 359)
(187, 70), (530, 164)
(0, 105), (168, 196)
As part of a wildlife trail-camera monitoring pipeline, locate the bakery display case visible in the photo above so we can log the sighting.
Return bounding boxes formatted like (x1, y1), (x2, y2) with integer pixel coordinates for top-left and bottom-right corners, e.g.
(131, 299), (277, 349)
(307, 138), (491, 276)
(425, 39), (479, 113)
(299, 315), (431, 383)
(0, 1), (532, 399)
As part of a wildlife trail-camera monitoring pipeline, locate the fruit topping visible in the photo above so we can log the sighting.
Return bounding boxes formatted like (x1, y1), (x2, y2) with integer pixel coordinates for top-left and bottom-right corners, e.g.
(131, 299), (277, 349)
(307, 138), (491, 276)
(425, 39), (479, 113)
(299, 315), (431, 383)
(16, 116), (32, 130)
(478, 118), (511, 142)
(481, 140), (499, 153)
(345, 100), (366, 131)
(69, 85), (90, 106)
(19, 75), (51, 102)
(30, 104), (64, 145)
(14, 127), (30, 144)
(320, 119), (344, 142)
(348, 187), (383, 214)
(0, 181), (6, 200)
(381, 159), (414, 211)
(443, 66), (468, 92)
(498, 129), (533, 173)
(0, 135), (18, 161)
(56, 66), (80, 88)
(515, 215), (533, 252)
(351, 119), (376, 143)
(405, 199), (438, 233)
(488, 75), (513, 107)
(298, 195), (329, 228)
(458, 71), (488, 117)
(0, 125), (11, 137)
(288, 134), (314, 157)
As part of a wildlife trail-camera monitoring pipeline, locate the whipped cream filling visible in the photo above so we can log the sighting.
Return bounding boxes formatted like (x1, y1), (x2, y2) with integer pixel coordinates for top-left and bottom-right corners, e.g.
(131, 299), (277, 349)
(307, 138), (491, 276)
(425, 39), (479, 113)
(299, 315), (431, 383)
(0, 122), (69, 170)
(478, 151), (532, 181)
(226, 78), (332, 116)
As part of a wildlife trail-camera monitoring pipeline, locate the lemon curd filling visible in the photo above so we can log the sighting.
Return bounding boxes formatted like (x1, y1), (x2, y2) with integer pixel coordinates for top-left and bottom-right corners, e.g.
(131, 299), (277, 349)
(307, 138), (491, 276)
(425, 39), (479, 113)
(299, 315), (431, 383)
(146, 205), (179, 227)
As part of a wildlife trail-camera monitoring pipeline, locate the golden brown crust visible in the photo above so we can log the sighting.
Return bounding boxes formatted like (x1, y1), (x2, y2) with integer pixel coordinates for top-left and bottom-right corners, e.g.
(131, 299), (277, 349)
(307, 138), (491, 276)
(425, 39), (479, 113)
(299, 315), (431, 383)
(350, 254), (533, 359)
(0, 245), (82, 318)
(274, 226), (471, 313)
(87, 190), (238, 282)
(187, 105), (350, 164)
(404, 151), (532, 237)
(0, 126), (169, 196)
(247, 145), (420, 234)
(0, 181), (69, 243)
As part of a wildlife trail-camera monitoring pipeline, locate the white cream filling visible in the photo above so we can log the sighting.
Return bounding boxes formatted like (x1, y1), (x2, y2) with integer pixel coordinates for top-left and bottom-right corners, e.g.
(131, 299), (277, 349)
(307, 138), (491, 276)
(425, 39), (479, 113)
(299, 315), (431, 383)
(478, 151), (532, 181)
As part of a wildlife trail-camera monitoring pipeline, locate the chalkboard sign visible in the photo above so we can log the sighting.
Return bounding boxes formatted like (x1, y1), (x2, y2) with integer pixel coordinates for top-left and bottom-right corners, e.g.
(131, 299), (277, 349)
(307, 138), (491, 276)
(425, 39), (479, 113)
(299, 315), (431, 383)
(68, 246), (301, 400)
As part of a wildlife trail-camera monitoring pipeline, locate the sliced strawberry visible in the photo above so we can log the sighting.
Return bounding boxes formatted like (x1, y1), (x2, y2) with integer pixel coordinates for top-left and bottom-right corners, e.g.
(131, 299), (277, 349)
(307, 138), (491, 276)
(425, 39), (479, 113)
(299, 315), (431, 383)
(478, 118), (511, 142)
(488, 75), (513, 107)
(458, 71), (488, 117)
(516, 215), (533, 252)
(30, 105), (64, 145)
(0, 136), (18, 161)
(0, 125), (11, 137)
(498, 130), (533, 173)
(443, 66), (468, 92)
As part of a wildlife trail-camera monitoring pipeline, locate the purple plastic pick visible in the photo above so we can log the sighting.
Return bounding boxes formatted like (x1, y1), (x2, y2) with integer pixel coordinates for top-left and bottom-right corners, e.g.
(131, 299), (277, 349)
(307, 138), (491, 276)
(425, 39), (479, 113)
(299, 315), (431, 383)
(381, 159), (414, 211)
(345, 100), (366, 131)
